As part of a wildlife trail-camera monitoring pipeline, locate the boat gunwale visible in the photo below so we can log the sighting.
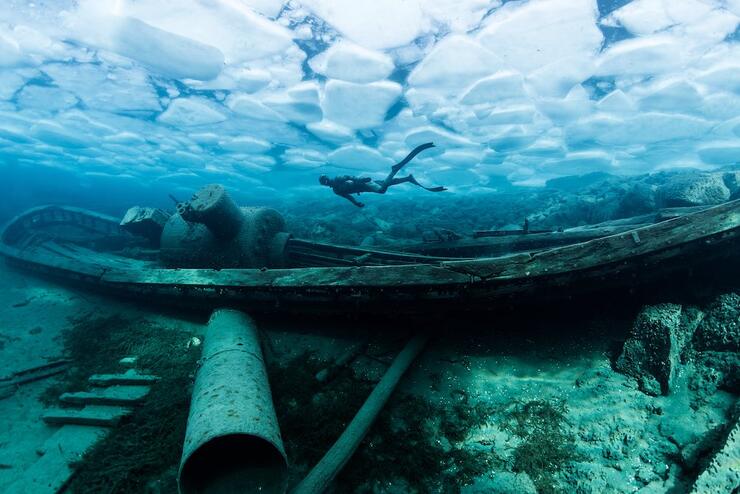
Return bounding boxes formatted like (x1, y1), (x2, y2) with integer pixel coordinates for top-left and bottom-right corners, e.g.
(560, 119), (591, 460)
(1, 199), (738, 292)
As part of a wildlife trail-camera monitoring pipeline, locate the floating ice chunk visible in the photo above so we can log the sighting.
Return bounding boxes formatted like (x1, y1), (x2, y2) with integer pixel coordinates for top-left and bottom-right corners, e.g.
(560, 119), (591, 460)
(240, 0), (285, 18)
(266, 94), (323, 124)
(310, 41), (394, 83)
(106, 0), (293, 65)
(30, 121), (91, 148)
(700, 92), (740, 120)
(595, 36), (687, 76)
(408, 35), (502, 95)
(158, 97), (227, 126)
(306, 120), (355, 143)
(16, 85), (78, 112)
(322, 79), (401, 129)
(328, 144), (393, 170)
(484, 125), (540, 152)
(438, 148), (484, 166)
(477, 0), (602, 74)
(478, 105), (536, 126)
(226, 93), (285, 121)
(542, 150), (613, 175)
(636, 79), (703, 112)
(697, 142), (740, 164)
(525, 55), (596, 98)
(520, 138), (566, 158)
(526, 57), (596, 98)
(596, 90), (637, 114)
(301, 0), (424, 49)
(288, 81), (321, 105)
(567, 112), (711, 146)
(404, 126), (473, 149)
(0, 69), (34, 100)
(111, 17), (224, 81)
(695, 62), (740, 94)
(423, 0), (497, 34)
(602, 0), (671, 35)
(232, 68), (272, 93)
(0, 33), (22, 67)
(220, 136), (271, 153)
(460, 71), (526, 105)
(536, 85), (593, 124)
(43, 63), (162, 113)
(404, 88), (447, 116)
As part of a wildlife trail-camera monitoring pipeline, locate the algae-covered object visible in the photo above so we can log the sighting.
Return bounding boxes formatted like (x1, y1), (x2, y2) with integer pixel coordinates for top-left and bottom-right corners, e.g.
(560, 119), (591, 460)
(178, 309), (287, 494)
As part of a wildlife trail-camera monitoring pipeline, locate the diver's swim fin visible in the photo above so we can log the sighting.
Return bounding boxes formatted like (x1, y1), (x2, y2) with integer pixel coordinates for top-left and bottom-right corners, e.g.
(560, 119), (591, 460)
(407, 174), (446, 192)
(391, 142), (435, 173)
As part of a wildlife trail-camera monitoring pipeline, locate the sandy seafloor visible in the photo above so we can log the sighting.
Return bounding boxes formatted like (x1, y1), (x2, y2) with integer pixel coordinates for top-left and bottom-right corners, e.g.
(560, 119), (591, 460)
(0, 256), (737, 493)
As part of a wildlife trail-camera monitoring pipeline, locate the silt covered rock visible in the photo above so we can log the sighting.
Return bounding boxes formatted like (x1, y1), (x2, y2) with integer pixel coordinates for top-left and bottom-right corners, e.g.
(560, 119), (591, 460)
(657, 173), (731, 207)
(615, 304), (692, 396)
(692, 292), (739, 352)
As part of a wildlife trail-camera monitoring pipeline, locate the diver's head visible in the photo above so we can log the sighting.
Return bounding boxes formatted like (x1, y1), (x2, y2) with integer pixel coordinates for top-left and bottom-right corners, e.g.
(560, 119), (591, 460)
(319, 175), (330, 186)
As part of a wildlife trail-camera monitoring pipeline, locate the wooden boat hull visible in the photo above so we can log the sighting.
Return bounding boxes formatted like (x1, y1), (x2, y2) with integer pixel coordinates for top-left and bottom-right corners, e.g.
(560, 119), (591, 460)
(1, 201), (739, 314)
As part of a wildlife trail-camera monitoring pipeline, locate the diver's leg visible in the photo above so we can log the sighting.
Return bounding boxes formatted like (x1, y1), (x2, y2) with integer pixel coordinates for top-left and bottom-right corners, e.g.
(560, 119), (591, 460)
(402, 174), (447, 192)
(380, 142), (435, 190)
(391, 142), (435, 173)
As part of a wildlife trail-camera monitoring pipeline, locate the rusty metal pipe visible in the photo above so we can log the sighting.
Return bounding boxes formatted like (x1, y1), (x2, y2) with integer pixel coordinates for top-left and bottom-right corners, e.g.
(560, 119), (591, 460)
(178, 309), (287, 494)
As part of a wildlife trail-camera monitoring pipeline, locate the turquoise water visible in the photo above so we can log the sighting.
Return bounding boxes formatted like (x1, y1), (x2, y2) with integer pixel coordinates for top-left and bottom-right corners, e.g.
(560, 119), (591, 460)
(0, 1), (738, 493)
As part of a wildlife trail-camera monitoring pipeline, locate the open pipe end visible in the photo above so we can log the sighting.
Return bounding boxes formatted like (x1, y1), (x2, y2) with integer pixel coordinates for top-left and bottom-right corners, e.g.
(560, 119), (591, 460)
(179, 433), (288, 494)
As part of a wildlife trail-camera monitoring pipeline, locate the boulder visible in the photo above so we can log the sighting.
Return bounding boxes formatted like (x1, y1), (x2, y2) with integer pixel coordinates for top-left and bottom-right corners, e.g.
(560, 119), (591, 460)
(657, 173), (731, 207)
(615, 304), (689, 396)
(722, 171), (740, 199)
(693, 293), (740, 352)
(616, 182), (656, 217)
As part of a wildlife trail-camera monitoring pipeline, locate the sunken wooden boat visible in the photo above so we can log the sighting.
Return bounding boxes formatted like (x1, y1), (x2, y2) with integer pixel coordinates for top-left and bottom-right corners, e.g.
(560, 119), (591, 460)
(1, 184), (739, 314)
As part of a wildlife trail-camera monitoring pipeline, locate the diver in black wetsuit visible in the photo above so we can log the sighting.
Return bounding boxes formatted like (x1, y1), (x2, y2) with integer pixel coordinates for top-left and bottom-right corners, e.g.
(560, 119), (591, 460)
(319, 142), (446, 208)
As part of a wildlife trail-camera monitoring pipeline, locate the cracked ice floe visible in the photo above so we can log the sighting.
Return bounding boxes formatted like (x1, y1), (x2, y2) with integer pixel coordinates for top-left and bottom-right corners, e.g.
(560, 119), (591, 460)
(408, 35), (503, 95)
(158, 97), (227, 126)
(300, 0), (424, 49)
(310, 41), (394, 83)
(1, 0), (739, 191)
(322, 80), (402, 129)
(219, 136), (271, 154)
(697, 142), (740, 164)
(477, 0), (602, 74)
(328, 144), (393, 170)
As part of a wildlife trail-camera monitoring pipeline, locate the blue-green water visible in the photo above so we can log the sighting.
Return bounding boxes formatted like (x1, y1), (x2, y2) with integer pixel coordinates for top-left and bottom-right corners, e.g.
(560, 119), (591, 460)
(0, 1), (738, 493)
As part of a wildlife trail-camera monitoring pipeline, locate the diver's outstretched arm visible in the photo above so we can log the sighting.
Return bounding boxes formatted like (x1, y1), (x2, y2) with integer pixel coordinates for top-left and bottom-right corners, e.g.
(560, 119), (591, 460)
(341, 193), (365, 208)
(391, 142), (435, 173)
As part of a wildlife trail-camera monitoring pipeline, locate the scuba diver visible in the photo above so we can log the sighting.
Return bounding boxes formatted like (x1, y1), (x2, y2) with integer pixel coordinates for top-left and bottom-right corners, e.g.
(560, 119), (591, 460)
(319, 142), (446, 208)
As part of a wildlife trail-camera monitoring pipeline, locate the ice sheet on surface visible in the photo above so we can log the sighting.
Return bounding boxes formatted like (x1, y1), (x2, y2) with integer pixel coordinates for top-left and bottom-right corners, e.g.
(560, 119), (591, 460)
(0, 0), (737, 191)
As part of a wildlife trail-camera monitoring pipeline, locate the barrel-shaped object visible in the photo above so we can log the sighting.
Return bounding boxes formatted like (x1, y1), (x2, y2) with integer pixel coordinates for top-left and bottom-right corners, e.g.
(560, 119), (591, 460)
(178, 309), (287, 494)
(178, 184), (243, 240)
(161, 203), (289, 269)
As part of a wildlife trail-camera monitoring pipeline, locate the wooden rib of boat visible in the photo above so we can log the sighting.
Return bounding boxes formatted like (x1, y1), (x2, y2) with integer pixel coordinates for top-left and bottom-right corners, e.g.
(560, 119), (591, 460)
(1, 200), (739, 313)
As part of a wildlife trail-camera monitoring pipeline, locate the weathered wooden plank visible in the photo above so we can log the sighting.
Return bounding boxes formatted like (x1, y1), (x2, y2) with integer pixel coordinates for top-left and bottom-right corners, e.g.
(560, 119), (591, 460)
(88, 370), (159, 386)
(1, 200), (738, 313)
(4, 425), (108, 494)
(60, 386), (150, 406)
(42, 405), (132, 427)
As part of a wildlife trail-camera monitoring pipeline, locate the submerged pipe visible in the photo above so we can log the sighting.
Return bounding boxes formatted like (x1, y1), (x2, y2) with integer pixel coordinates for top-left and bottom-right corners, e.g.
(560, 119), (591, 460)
(179, 309), (288, 494)
(292, 334), (428, 494)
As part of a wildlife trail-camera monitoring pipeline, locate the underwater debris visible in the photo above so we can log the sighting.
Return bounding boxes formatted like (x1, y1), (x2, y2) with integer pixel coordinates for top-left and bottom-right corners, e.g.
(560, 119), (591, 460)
(41, 313), (201, 493)
(615, 303), (689, 396)
(503, 399), (577, 494)
(267, 350), (495, 492)
(179, 309), (287, 494)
